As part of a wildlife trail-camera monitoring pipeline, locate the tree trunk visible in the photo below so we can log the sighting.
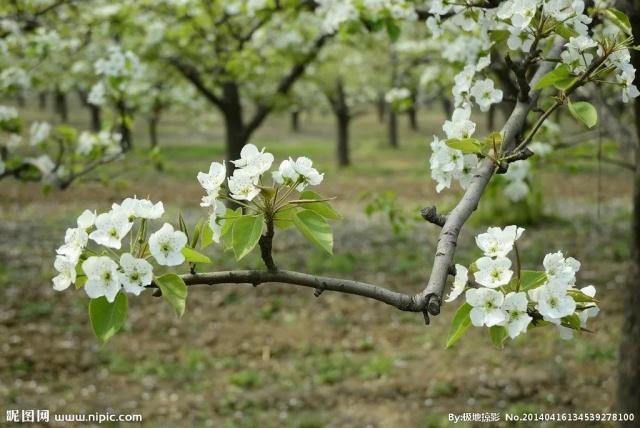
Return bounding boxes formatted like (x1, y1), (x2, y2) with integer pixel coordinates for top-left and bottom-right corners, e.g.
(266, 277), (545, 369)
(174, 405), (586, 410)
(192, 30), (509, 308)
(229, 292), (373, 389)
(149, 111), (160, 148)
(54, 88), (68, 123)
(290, 110), (300, 132)
(117, 100), (133, 151)
(487, 104), (496, 131)
(407, 104), (418, 131)
(376, 92), (386, 123)
(38, 91), (48, 110)
(89, 104), (101, 132)
(441, 96), (453, 119)
(221, 82), (247, 172)
(618, 2), (640, 419)
(388, 110), (398, 148)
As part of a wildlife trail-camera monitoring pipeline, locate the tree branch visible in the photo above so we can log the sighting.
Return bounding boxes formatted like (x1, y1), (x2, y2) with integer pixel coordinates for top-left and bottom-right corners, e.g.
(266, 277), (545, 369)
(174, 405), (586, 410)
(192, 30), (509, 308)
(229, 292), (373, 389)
(414, 40), (566, 319)
(169, 58), (224, 109)
(151, 269), (424, 312)
(244, 33), (333, 137)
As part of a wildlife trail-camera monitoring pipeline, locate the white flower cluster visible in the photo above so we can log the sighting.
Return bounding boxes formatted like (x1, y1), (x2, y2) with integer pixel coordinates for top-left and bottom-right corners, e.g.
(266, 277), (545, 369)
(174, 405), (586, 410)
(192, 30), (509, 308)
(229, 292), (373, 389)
(446, 225), (599, 340)
(29, 122), (51, 146)
(429, 108), (479, 193)
(88, 46), (144, 106)
(76, 131), (122, 156)
(315, 0), (416, 34)
(197, 144), (324, 241)
(384, 87), (411, 103)
(52, 197), (189, 303)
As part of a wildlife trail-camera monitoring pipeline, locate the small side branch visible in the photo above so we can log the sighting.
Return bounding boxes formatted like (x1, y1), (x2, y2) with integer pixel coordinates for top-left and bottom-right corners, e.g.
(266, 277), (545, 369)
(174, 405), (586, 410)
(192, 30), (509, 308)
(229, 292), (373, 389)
(258, 216), (278, 272)
(150, 270), (424, 313)
(420, 206), (447, 227)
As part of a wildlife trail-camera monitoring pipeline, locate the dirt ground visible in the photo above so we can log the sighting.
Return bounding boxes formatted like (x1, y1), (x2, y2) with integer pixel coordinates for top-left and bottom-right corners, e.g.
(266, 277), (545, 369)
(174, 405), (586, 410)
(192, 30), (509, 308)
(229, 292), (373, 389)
(0, 106), (635, 427)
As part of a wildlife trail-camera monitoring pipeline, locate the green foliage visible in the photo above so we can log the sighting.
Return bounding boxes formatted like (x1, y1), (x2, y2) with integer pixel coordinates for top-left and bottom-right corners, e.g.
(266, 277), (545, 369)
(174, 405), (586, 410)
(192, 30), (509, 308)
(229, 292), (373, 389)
(568, 99), (598, 129)
(446, 303), (472, 349)
(88, 292), (128, 343)
(519, 270), (547, 291)
(446, 138), (482, 154)
(231, 214), (264, 260)
(601, 8), (632, 36)
(296, 190), (341, 219)
(292, 209), (333, 254)
(181, 246), (212, 264)
(489, 326), (507, 349)
(155, 273), (188, 318)
(534, 64), (575, 91)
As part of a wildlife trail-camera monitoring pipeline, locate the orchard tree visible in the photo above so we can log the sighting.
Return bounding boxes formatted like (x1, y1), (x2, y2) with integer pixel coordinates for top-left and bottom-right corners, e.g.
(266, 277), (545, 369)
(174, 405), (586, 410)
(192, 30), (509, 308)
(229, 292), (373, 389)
(100, 0), (418, 172)
(0, 1), (126, 188)
(307, 37), (381, 167)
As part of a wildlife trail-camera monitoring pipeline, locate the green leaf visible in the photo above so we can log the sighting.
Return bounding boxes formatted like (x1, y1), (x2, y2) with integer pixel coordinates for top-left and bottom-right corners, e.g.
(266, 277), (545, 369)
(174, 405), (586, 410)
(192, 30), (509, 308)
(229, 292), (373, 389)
(181, 246), (212, 264)
(273, 205), (297, 229)
(220, 208), (242, 238)
(567, 289), (598, 303)
(178, 212), (189, 243)
(445, 303), (472, 349)
(534, 64), (572, 90)
(554, 22), (579, 39)
(553, 76), (579, 91)
(519, 270), (547, 291)
(232, 214), (264, 260)
(191, 219), (203, 248)
(75, 275), (87, 289)
(88, 292), (128, 343)
(201, 222), (214, 248)
(445, 138), (482, 154)
(603, 8), (632, 36)
(568, 99), (598, 128)
(489, 30), (510, 44)
(563, 313), (581, 330)
(385, 19), (401, 42)
(155, 273), (188, 318)
(297, 190), (341, 220)
(292, 209), (333, 255)
(489, 326), (507, 349)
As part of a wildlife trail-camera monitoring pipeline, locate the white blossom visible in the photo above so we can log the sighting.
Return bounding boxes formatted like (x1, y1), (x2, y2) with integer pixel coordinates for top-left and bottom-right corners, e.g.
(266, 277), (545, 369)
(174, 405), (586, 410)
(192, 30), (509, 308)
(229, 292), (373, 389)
(445, 264), (468, 302)
(82, 256), (121, 302)
(228, 169), (261, 201)
(57, 227), (88, 262)
(208, 199), (227, 244)
(474, 256), (514, 288)
(442, 107), (476, 139)
(532, 280), (576, 320)
(89, 210), (133, 249)
(231, 144), (274, 178)
(470, 79), (503, 112)
(113, 197), (164, 220)
(29, 121), (51, 146)
(149, 223), (187, 266)
(543, 251), (580, 287)
(77, 210), (96, 230)
(466, 288), (506, 327)
(197, 161), (226, 199)
(500, 292), (532, 338)
(119, 253), (153, 296)
(52, 255), (77, 291)
(475, 225), (524, 258)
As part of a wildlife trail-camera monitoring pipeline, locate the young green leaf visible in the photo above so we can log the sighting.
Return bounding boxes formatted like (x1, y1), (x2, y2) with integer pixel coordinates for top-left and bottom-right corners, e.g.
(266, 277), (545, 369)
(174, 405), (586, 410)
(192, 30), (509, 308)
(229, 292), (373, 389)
(232, 214), (264, 260)
(201, 222), (214, 248)
(292, 209), (333, 254)
(519, 270), (547, 291)
(445, 303), (472, 349)
(155, 273), (188, 318)
(181, 246), (212, 264)
(489, 326), (507, 349)
(568, 99), (598, 128)
(220, 208), (242, 238)
(297, 190), (341, 219)
(567, 289), (598, 303)
(445, 138), (482, 154)
(88, 292), (128, 343)
(274, 205), (297, 229)
(534, 64), (571, 90)
(603, 8), (632, 36)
